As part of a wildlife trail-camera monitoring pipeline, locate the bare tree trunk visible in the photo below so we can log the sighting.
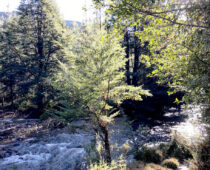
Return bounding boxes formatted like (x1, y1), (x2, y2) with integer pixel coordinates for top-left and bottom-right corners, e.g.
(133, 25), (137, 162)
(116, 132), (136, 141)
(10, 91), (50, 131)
(124, 30), (131, 85)
(10, 83), (14, 108)
(100, 123), (112, 164)
(91, 110), (112, 164)
(133, 26), (141, 86)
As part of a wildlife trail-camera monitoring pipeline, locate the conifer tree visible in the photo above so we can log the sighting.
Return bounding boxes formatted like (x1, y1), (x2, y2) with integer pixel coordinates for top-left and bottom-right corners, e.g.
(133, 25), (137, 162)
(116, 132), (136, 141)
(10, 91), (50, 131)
(0, 17), (25, 108)
(0, 0), (70, 114)
(54, 26), (151, 163)
(18, 0), (70, 113)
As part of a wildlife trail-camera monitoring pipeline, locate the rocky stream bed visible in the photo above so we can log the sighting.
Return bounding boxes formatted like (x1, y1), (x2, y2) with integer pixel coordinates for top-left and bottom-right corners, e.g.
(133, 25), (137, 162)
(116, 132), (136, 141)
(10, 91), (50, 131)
(0, 105), (208, 170)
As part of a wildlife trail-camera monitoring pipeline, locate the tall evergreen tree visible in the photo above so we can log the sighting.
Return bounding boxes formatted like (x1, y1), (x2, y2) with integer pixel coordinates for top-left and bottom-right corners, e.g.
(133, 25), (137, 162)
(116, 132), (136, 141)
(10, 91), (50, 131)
(0, 17), (25, 108)
(53, 25), (151, 163)
(0, 0), (70, 114)
(18, 0), (70, 114)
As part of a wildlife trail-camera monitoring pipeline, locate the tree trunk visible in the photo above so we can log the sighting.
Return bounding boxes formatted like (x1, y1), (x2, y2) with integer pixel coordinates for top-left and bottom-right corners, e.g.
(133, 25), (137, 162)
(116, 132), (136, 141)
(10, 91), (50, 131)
(36, 7), (45, 114)
(9, 81), (14, 109)
(99, 123), (112, 164)
(36, 84), (44, 114)
(133, 26), (141, 86)
(124, 30), (131, 85)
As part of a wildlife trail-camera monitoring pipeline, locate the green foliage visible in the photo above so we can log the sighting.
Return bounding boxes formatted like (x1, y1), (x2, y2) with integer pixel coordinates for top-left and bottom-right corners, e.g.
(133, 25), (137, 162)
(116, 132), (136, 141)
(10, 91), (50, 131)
(53, 25), (151, 163)
(164, 140), (192, 161)
(93, 3), (209, 166)
(191, 134), (210, 170)
(94, 0), (210, 107)
(85, 141), (100, 164)
(134, 139), (192, 167)
(0, 17), (24, 107)
(89, 159), (126, 170)
(0, 0), (70, 114)
(134, 146), (163, 164)
(142, 1), (209, 105)
(54, 25), (150, 121)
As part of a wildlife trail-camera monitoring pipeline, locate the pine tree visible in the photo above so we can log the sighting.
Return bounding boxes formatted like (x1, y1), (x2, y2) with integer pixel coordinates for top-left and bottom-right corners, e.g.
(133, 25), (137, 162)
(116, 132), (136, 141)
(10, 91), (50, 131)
(54, 25), (151, 163)
(0, 0), (70, 114)
(0, 17), (25, 109)
(18, 0), (70, 114)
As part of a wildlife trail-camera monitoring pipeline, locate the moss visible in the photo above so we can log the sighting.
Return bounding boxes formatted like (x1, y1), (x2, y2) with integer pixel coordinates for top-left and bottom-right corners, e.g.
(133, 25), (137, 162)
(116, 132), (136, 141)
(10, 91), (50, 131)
(161, 158), (180, 169)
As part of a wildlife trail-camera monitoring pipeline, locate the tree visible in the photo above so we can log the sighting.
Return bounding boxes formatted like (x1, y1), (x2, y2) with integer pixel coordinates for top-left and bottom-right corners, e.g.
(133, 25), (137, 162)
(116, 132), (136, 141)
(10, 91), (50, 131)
(0, 17), (26, 109)
(93, 1), (185, 119)
(53, 25), (151, 163)
(93, 0), (209, 106)
(0, 0), (70, 114)
(92, 0), (209, 167)
(123, 29), (131, 85)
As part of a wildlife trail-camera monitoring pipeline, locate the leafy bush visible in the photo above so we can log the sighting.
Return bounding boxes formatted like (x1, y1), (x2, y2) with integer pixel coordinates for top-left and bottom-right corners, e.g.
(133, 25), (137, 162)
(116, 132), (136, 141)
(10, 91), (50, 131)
(161, 158), (180, 169)
(126, 161), (144, 170)
(161, 140), (192, 161)
(134, 146), (163, 164)
(89, 160), (126, 170)
(192, 133), (210, 170)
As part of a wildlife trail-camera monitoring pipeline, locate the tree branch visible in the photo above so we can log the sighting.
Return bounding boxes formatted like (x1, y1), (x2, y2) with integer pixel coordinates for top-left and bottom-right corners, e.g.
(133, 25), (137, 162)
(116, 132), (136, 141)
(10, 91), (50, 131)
(126, 3), (209, 29)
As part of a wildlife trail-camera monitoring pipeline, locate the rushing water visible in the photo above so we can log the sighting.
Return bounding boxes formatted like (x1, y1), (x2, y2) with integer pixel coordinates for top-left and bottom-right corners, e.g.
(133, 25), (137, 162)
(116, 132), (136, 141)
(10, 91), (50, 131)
(0, 133), (94, 170)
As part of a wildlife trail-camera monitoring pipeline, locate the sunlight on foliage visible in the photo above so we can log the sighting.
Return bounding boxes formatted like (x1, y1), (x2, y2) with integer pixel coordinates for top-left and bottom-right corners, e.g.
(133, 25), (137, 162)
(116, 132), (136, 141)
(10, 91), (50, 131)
(90, 159), (126, 170)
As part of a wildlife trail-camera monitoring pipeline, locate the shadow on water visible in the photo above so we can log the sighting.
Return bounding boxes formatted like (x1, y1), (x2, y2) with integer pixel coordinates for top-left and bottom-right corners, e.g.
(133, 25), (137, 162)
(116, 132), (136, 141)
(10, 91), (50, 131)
(130, 107), (188, 143)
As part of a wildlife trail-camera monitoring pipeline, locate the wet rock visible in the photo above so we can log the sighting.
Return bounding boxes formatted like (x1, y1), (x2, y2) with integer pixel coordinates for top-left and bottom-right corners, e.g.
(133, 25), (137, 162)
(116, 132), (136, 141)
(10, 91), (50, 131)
(0, 128), (14, 136)
(42, 118), (67, 130)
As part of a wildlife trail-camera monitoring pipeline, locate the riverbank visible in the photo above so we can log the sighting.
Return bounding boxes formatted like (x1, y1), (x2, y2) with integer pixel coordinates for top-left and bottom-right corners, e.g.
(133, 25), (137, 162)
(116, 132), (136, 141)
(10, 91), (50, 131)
(0, 105), (207, 170)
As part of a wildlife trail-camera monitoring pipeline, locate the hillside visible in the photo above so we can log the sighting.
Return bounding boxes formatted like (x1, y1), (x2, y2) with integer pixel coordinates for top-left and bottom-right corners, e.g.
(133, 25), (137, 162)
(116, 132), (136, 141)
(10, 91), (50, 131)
(0, 11), (81, 27)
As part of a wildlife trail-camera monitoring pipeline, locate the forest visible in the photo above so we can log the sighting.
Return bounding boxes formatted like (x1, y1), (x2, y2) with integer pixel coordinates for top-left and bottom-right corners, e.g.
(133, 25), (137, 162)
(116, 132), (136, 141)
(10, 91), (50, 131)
(0, 0), (209, 170)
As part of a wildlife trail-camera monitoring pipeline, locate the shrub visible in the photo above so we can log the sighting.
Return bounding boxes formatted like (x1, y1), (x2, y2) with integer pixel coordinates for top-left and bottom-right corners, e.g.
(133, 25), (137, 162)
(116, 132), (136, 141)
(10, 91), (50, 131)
(135, 147), (163, 164)
(143, 163), (170, 170)
(122, 142), (131, 155)
(163, 140), (192, 161)
(161, 158), (180, 169)
(89, 160), (126, 170)
(193, 133), (210, 170)
(127, 161), (144, 170)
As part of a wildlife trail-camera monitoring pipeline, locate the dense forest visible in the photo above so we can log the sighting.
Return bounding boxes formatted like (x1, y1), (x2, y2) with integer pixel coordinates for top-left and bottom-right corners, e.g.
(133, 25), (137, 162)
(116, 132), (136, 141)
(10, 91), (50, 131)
(0, 0), (209, 170)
